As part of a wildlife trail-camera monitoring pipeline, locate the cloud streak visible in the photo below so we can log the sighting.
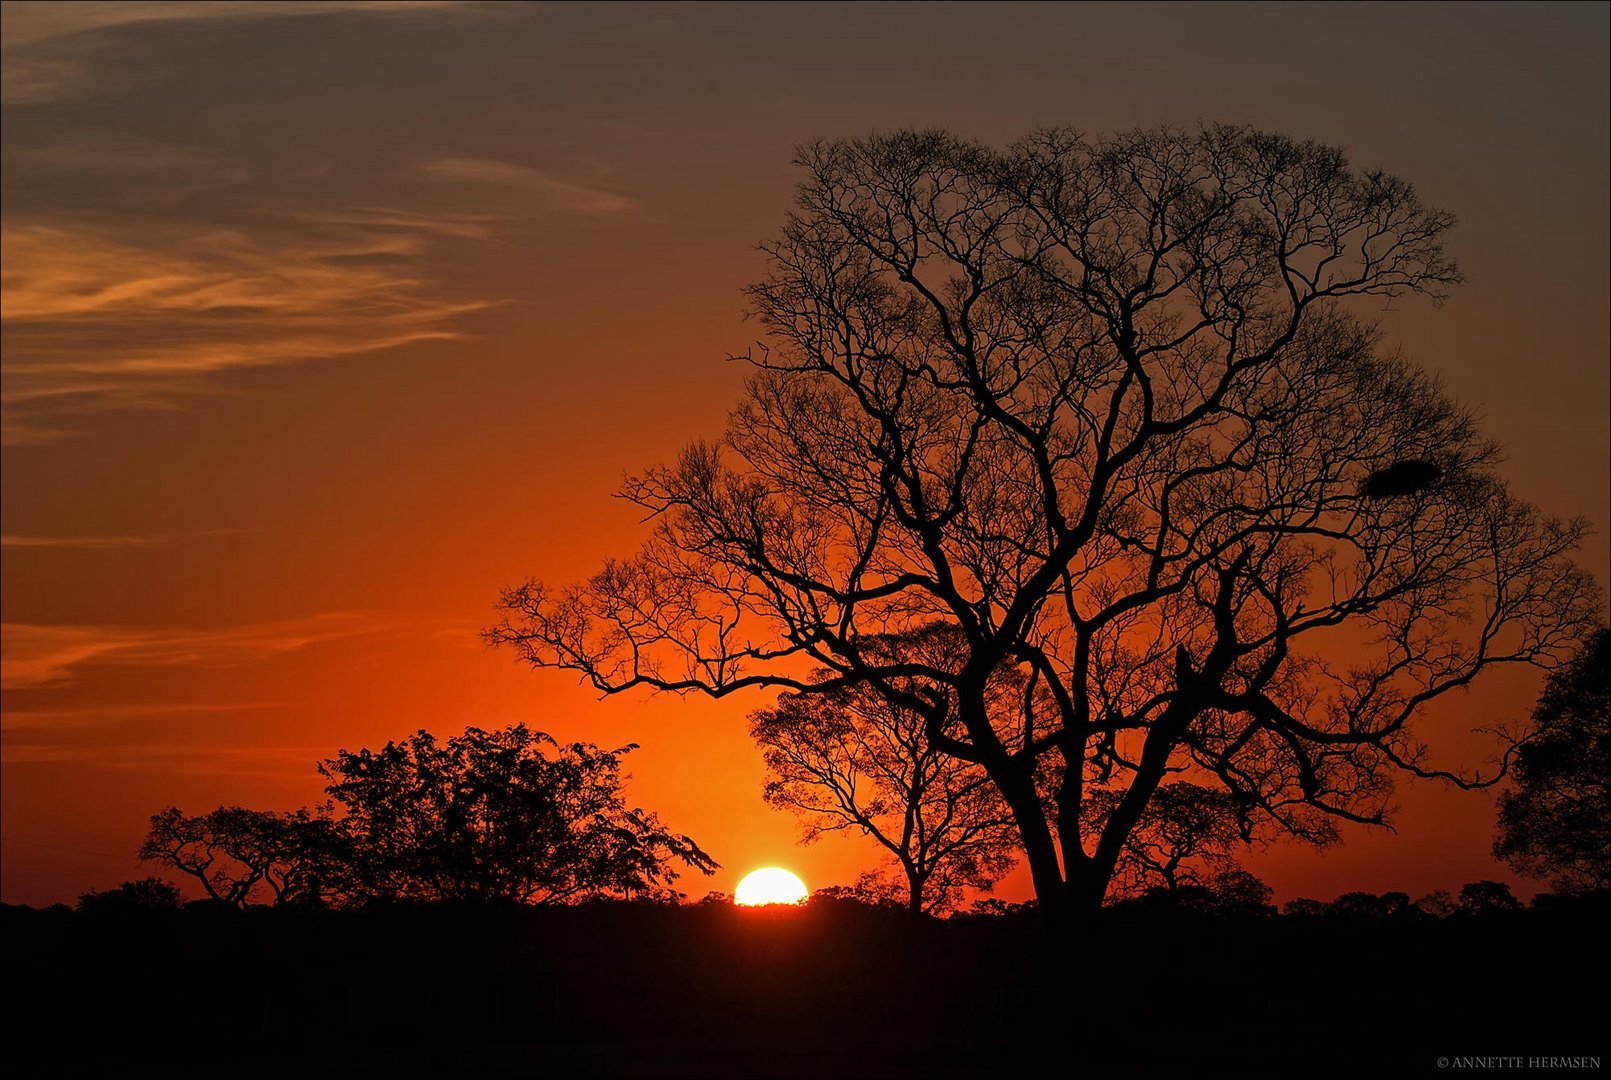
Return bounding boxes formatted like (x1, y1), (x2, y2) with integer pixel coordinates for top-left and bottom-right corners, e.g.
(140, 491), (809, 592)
(2, 740), (328, 775)
(1, 213), (493, 444)
(417, 157), (639, 215)
(1, 1), (474, 104)
(2, 533), (163, 550)
(1, 530), (241, 549)
(0, 613), (382, 690)
(0, 701), (289, 732)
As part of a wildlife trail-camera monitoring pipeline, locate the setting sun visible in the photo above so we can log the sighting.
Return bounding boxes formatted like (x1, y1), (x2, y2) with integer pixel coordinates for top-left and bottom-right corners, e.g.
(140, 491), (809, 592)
(734, 868), (809, 906)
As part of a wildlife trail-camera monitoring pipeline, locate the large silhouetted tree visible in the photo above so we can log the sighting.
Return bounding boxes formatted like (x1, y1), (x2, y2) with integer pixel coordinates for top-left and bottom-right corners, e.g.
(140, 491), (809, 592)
(750, 623), (1020, 914)
(489, 126), (1601, 933)
(1494, 628), (1610, 894)
(319, 724), (717, 903)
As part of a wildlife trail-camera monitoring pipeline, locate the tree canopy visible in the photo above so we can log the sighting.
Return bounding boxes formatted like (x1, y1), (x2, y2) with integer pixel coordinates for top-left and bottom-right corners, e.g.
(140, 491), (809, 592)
(1494, 628), (1610, 894)
(139, 724), (717, 908)
(320, 724), (717, 904)
(490, 126), (1601, 925)
(139, 805), (344, 909)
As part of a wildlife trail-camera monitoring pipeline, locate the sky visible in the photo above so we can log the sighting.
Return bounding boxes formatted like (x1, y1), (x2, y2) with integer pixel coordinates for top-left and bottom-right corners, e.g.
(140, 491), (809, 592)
(2, 0), (1607, 908)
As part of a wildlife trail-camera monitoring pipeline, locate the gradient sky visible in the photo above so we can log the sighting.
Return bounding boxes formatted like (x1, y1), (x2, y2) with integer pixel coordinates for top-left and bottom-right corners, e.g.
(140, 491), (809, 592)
(2, 1), (1607, 908)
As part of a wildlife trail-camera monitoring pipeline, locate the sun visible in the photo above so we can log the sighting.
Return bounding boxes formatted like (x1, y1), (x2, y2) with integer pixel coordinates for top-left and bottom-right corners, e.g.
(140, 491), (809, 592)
(734, 867), (809, 906)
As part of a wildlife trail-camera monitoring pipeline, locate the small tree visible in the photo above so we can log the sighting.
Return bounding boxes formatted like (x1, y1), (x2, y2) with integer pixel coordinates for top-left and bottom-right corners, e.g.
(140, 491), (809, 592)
(1204, 868), (1276, 915)
(1456, 880), (1522, 915)
(77, 878), (184, 913)
(750, 625), (1020, 914)
(1325, 891), (1413, 919)
(319, 724), (717, 904)
(1084, 781), (1249, 898)
(1494, 628), (1610, 894)
(139, 806), (345, 908)
(1414, 890), (1458, 918)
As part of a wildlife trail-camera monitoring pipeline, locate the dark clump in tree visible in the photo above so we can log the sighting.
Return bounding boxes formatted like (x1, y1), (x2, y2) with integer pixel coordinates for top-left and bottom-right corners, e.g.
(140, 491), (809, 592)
(320, 724), (717, 904)
(750, 624), (1020, 914)
(1360, 458), (1442, 498)
(489, 125), (1602, 935)
(1494, 628), (1610, 894)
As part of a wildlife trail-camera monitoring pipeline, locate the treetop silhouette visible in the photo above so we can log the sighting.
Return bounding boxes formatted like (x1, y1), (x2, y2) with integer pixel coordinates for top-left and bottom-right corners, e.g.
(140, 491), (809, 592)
(139, 724), (717, 907)
(322, 724), (717, 904)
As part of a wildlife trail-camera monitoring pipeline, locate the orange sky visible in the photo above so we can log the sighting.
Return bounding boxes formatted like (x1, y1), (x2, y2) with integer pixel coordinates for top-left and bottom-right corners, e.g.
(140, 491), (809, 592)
(2, 1), (1607, 908)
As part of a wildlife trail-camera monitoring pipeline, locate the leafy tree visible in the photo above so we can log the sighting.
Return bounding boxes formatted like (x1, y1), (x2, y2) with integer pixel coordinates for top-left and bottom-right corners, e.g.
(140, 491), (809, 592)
(1118, 867), (1275, 915)
(1493, 628), (1610, 894)
(490, 126), (1601, 933)
(1084, 781), (1249, 898)
(139, 805), (345, 908)
(76, 877), (184, 913)
(318, 724), (717, 904)
(1456, 879), (1522, 915)
(750, 624), (1021, 914)
(1414, 890), (1457, 918)
(1324, 890), (1413, 919)
(966, 897), (1039, 917)
(1203, 868), (1276, 915)
(808, 874), (904, 909)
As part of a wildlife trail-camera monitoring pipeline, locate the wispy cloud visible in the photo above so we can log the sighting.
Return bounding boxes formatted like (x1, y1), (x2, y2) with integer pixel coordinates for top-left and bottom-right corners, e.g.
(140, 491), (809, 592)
(2, 533), (162, 550)
(417, 157), (640, 215)
(0, 701), (289, 732)
(0, 214), (493, 443)
(292, 206), (500, 242)
(5, 135), (248, 205)
(2, 740), (328, 775)
(1, 220), (483, 326)
(1, 530), (239, 549)
(0, 613), (382, 690)
(1, 1), (474, 104)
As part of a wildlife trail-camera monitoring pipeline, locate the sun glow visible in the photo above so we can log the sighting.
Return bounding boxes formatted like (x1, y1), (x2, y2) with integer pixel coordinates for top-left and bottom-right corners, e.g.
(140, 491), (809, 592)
(733, 867), (809, 906)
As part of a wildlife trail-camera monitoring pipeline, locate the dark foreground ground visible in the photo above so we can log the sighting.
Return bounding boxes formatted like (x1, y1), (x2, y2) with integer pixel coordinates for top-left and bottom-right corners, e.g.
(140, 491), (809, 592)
(3, 896), (1606, 1079)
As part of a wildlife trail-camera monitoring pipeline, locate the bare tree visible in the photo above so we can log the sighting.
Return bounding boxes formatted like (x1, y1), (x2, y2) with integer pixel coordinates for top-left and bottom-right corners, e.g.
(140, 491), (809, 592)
(489, 126), (1601, 935)
(751, 623), (1021, 914)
